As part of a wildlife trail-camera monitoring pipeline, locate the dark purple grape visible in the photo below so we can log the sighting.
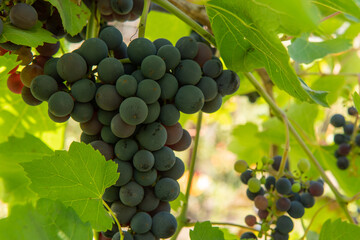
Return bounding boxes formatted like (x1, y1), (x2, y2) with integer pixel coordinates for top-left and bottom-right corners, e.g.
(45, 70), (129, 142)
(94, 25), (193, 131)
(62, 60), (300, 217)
(308, 181), (324, 197)
(300, 193), (315, 208)
(343, 122), (354, 135)
(240, 170), (253, 184)
(330, 114), (345, 127)
(337, 143), (351, 156)
(245, 215), (257, 227)
(276, 197), (291, 211)
(334, 134), (349, 145)
(348, 106), (358, 116)
(254, 195), (268, 210)
(337, 156), (349, 170)
(272, 155), (289, 171)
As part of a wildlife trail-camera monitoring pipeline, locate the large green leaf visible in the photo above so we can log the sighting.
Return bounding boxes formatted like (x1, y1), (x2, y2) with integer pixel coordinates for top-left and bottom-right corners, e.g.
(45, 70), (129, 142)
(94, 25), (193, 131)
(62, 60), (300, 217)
(311, 76), (346, 105)
(22, 142), (119, 231)
(319, 219), (360, 240)
(190, 221), (225, 240)
(145, 11), (192, 44)
(0, 134), (53, 205)
(0, 198), (92, 240)
(0, 22), (57, 47)
(46, 0), (90, 36)
(0, 53), (65, 149)
(288, 37), (352, 64)
(313, 0), (360, 20)
(206, 0), (329, 106)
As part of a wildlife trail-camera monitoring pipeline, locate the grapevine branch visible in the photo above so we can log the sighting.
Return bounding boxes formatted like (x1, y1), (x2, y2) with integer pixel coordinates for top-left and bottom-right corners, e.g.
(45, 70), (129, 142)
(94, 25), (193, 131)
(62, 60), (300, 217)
(102, 200), (124, 240)
(167, 0), (211, 29)
(151, 0), (216, 46)
(244, 72), (355, 223)
(171, 112), (203, 240)
(138, 0), (152, 38)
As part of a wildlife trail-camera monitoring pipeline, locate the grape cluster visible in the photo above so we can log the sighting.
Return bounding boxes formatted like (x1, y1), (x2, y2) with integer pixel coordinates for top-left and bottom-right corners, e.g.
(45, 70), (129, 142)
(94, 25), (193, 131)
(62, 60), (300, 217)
(15, 23), (239, 239)
(98, 0), (144, 22)
(234, 157), (324, 240)
(330, 107), (359, 170)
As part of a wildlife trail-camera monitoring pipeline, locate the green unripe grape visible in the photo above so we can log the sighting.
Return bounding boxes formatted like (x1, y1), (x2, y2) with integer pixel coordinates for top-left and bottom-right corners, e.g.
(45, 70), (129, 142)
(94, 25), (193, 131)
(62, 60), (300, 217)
(234, 160), (248, 173)
(297, 158), (310, 173)
(248, 177), (261, 193)
(260, 176), (266, 185)
(291, 182), (301, 193)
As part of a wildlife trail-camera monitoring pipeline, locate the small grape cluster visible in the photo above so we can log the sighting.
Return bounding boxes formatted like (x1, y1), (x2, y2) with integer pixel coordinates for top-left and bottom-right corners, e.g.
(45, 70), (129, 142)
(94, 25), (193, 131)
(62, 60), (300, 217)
(330, 107), (359, 170)
(234, 157), (324, 240)
(98, 0), (145, 22)
(14, 23), (239, 239)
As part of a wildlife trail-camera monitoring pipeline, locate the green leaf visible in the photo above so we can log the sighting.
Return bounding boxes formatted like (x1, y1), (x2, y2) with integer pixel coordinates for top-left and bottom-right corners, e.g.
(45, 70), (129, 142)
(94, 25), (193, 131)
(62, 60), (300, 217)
(206, 0), (329, 106)
(0, 53), (65, 149)
(307, 231), (319, 240)
(46, 0), (90, 36)
(219, 228), (237, 240)
(319, 219), (360, 240)
(0, 198), (92, 240)
(190, 221), (225, 240)
(228, 123), (269, 164)
(353, 92), (360, 113)
(288, 37), (352, 64)
(0, 134), (53, 204)
(311, 76), (346, 105)
(21, 142), (119, 231)
(145, 11), (192, 45)
(170, 192), (185, 211)
(314, 0), (360, 20)
(0, 22), (57, 47)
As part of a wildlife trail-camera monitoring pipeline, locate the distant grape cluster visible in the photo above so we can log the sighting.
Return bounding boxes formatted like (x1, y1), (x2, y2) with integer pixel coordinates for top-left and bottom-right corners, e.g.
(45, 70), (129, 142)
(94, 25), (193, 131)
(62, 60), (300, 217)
(98, 0), (145, 22)
(330, 107), (359, 170)
(234, 156), (324, 240)
(13, 22), (239, 239)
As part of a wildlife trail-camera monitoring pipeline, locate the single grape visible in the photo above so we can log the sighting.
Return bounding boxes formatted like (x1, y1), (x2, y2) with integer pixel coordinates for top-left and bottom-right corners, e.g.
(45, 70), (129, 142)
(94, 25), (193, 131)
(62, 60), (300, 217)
(196, 77), (218, 102)
(291, 182), (301, 193)
(78, 38), (108, 66)
(10, 3), (38, 30)
(157, 45), (181, 71)
(80, 114), (102, 135)
(203, 58), (223, 78)
(138, 187), (160, 212)
(151, 212), (177, 238)
(159, 104), (180, 126)
(337, 143), (351, 156)
(96, 84), (123, 111)
(175, 85), (204, 114)
(287, 200), (305, 219)
(348, 106), (358, 116)
(70, 102), (94, 123)
(127, 38), (156, 65)
(165, 123), (183, 145)
(98, 57), (124, 84)
(276, 215), (294, 234)
(246, 188), (265, 201)
(154, 177), (180, 201)
(153, 38), (172, 51)
(175, 36), (198, 59)
(116, 75), (137, 98)
(101, 126), (120, 144)
(133, 150), (155, 172)
(114, 139), (138, 161)
(119, 181), (144, 207)
(158, 73), (178, 100)
(36, 42), (60, 57)
(275, 178), (292, 195)
(102, 186), (120, 202)
(111, 0), (133, 15)
(71, 79), (96, 103)
(308, 181), (324, 197)
(56, 52), (87, 83)
(248, 178), (261, 193)
(234, 160), (248, 173)
(136, 79), (161, 104)
(201, 93), (222, 114)
(258, 209), (269, 220)
(7, 73), (24, 94)
(174, 59), (202, 85)
(111, 114), (136, 138)
(297, 158), (310, 173)
(136, 122), (167, 151)
(99, 26), (123, 50)
(245, 215), (257, 227)
(355, 134), (360, 147)
(193, 42), (213, 67)
(254, 195), (268, 210)
(272, 155), (289, 171)
(141, 55), (166, 80)
(276, 197), (291, 212)
(300, 192), (315, 208)
(130, 212), (152, 234)
(330, 114), (345, 127)
(48, 91), (74, 117)
(20, 64), (44, 87)
(337, 156), (349, 170)
(343, 122), (354, 135)
(143, 101), (160, 124)
(119, 97), (148, 125)
(153, 146), (176, 171)
(215, 70), (240, 96)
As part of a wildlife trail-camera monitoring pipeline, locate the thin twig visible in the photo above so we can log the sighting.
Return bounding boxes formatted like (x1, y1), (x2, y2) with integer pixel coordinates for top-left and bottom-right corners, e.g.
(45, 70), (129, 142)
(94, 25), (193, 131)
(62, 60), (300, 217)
(102, 200), (123, 240)
(171, 112), (203, 240)
(277, 117), (290, 179)
(138, 0), (152, 38)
